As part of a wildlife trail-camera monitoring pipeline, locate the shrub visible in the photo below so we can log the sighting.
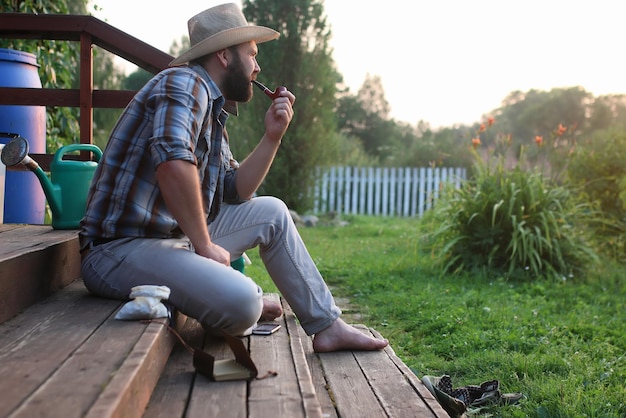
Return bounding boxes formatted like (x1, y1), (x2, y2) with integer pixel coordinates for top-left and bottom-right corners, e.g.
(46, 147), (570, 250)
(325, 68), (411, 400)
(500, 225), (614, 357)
(421, 121), (598, 279)
(567, 129), (626, 260)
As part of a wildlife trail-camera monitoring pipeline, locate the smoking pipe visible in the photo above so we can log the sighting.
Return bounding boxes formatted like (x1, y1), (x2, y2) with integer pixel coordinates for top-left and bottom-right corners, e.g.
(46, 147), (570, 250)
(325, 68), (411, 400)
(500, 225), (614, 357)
(252, 80), (286, 100)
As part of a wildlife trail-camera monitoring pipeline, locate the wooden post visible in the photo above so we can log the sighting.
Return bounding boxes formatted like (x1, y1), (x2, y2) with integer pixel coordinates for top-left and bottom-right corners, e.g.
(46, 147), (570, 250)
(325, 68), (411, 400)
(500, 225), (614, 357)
(79, 32), (93, 147)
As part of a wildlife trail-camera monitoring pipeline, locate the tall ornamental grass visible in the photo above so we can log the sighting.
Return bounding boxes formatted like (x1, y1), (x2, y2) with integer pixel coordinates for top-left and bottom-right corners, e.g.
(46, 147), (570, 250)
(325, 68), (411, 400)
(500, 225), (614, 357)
(421, 121), (598, 279)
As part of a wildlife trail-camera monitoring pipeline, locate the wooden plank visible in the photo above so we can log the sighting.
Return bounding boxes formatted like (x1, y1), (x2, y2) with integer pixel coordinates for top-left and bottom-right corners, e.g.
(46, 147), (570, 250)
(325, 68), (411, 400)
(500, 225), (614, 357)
(249, 293), (302, 416)
(185, 335), (247, 417)
(0, 87), (136, 109)
(389, 167), (396, 216)
(328, 166), (336, 212)
(316, 349), (387, 418)
(301, 334), (339, 418)
(143, 318), (203, 418)
(0, 224), (22, 233)
(374, 167), (382, 215)
(10, 305), (149, 418)
(281, 300), (324, 418)
(249, 321), (299, 417)
(343, 166), (351, 214)
(145, 294), (324, 418)
(0, 280), (121, 417)
(0, 225), (78, 262)
(352, 325), (438, 418)
(248, 301), (309, 418)
(316, 325), (447, 418)
(411, 168), (419, 216)
(369, 328), (448, 418)
(84, 315), (185, 418)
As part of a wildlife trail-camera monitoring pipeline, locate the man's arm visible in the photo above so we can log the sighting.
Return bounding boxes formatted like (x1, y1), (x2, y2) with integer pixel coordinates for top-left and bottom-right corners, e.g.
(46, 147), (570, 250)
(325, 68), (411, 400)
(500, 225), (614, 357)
(156, 159), (230, 265)
(235, 89), (295, 199)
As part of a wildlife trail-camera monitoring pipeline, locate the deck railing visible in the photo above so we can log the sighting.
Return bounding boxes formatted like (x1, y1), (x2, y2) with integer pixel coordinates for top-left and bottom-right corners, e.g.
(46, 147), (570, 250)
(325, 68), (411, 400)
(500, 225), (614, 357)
(0, 13), (173, 170)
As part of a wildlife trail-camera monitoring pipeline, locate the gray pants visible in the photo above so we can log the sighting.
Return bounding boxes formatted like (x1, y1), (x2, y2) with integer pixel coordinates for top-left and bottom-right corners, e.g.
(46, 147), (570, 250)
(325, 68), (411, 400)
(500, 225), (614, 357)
(81, 196), (341, 336)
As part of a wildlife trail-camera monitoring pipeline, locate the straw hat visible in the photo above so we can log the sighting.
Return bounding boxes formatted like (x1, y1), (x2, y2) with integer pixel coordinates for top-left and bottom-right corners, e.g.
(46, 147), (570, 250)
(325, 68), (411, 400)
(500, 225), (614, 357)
(170, 3), (279, 66)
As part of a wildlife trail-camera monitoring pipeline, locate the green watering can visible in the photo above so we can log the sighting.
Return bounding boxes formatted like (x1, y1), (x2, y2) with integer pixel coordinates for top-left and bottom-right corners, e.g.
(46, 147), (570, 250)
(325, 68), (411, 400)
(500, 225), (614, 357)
(1, 135), (102, 229)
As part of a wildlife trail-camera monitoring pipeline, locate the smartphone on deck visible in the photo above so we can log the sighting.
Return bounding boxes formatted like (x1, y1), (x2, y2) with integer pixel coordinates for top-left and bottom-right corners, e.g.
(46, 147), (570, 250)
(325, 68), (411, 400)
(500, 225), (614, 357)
(252, 323), (281, 335)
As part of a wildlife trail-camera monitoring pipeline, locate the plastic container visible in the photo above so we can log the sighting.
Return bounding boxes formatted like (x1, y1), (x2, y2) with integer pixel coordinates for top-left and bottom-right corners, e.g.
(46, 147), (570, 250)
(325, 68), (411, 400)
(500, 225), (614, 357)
(49, 143), (102, 229)
(0, 48), (46, 224)
(0, 144), (5, 223)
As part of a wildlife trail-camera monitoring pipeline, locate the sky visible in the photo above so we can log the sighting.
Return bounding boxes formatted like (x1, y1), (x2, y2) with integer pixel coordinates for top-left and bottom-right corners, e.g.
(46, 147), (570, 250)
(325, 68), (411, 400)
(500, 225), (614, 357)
(91, 0), (626, 128)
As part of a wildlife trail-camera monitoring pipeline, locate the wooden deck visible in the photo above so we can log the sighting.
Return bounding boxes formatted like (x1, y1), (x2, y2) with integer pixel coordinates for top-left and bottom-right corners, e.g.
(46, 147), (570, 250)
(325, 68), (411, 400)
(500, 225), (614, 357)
(0, 224), (448, 417)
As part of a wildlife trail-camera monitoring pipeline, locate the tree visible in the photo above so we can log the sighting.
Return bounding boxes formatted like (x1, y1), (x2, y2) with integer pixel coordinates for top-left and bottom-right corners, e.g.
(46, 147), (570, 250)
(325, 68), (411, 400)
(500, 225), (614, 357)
(335, 75), (394, 159)
(586, 94), (626, 134)
(225, 0), (340, 212)
(493, 87), (590, 156)
(357, 74), (390, 118)
(1, 0), (85, 151)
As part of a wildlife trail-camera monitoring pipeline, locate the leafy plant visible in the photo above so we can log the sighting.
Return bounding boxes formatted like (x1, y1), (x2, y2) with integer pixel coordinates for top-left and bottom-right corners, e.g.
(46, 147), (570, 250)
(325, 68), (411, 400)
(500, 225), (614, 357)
(421, 120), (598, 279)
(567, 128), (626, 260)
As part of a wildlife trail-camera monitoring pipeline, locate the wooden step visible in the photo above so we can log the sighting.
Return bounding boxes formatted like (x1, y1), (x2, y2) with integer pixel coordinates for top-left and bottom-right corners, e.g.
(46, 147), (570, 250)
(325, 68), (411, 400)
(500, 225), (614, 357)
(0, 280), (182, 418)
(0, 225), (448, 417)
(144, 296), (448, 418)
(144, 294), (324, 418)
(0, 224), (81, 324)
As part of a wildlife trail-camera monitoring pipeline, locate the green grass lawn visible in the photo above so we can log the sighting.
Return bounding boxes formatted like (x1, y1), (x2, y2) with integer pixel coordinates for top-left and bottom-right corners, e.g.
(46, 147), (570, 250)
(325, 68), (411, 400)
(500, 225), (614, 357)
(245, 215), (625, 417)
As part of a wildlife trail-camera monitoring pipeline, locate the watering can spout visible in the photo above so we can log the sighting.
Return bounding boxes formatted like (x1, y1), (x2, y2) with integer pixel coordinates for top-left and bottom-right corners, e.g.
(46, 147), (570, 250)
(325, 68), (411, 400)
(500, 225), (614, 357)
(32, 162), (63, 217)
(0, 135), (102, 229)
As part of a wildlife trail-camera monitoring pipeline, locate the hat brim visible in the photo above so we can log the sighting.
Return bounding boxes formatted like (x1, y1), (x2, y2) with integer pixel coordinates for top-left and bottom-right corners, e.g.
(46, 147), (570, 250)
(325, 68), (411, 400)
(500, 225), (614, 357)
(170, 26), (279, 66)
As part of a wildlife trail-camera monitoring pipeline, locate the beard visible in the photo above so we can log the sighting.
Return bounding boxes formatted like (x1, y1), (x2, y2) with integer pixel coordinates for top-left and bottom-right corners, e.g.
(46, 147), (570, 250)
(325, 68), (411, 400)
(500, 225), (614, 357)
(221, 52), (253, 103)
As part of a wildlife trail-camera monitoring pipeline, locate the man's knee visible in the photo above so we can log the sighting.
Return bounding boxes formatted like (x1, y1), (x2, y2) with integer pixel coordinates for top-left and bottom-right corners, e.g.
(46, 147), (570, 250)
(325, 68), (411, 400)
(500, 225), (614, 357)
(255, 195), (289, 214)
(253, 196), (293, 227)
(201, 280), (263, 336)
(230, 286), (264, 332)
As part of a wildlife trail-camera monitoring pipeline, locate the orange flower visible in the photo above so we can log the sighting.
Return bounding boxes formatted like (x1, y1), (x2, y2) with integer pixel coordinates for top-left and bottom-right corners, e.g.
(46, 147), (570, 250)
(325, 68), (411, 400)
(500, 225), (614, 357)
(472, 137), (481, 148)
(535, 136), (543, 146)
(487, 117), (495, 127)
(479, 123), (486, 133)
(557, 124), (567, 136)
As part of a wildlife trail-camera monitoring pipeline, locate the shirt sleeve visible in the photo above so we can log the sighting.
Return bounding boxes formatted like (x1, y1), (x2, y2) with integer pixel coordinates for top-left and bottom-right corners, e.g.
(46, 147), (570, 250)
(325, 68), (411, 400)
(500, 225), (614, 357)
(223, 168), (245, 204)
(222, 138), (246, 204)
(147, 69), (210, 168)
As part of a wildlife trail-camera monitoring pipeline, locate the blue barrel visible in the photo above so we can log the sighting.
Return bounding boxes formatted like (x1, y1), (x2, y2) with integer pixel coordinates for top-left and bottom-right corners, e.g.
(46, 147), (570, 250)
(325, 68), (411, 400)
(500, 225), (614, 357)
(0, 48), (46, 224)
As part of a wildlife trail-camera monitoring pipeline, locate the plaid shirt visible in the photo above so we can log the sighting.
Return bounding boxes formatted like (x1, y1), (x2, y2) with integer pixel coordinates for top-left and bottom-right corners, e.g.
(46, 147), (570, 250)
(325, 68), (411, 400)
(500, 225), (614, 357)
(80, 64), (239, 245)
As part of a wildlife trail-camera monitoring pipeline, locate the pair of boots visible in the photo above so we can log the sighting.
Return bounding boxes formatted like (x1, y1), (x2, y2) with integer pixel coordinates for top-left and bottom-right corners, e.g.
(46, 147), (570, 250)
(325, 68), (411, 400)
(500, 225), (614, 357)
(421, 375), (523, 417)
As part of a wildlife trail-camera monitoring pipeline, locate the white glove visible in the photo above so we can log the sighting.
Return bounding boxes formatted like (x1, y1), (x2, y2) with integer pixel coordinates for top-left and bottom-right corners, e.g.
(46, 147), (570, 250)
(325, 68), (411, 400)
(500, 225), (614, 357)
(115, 285), (171, 320)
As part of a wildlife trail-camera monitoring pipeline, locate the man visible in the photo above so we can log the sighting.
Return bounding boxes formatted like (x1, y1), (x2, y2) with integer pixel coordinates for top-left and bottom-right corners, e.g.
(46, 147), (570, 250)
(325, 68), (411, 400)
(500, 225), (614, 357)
(79, 3), (387, 352)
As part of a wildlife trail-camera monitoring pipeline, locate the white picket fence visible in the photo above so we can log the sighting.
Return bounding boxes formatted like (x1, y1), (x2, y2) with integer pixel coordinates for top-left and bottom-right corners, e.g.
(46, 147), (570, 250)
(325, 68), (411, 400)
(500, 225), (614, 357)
(313, 166), (466, 217)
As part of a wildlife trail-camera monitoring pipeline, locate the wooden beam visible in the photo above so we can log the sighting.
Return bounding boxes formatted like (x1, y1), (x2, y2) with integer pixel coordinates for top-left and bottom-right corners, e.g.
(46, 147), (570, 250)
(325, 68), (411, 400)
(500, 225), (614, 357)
(0, 13), (172, 73)
(0, 87), (136, 108)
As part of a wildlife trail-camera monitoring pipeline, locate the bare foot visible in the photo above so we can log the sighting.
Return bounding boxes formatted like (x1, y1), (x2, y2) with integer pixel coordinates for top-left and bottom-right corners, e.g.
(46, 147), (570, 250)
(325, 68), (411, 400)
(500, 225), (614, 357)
(312, 318), (389, 353)
(260, 298), (283, 321)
